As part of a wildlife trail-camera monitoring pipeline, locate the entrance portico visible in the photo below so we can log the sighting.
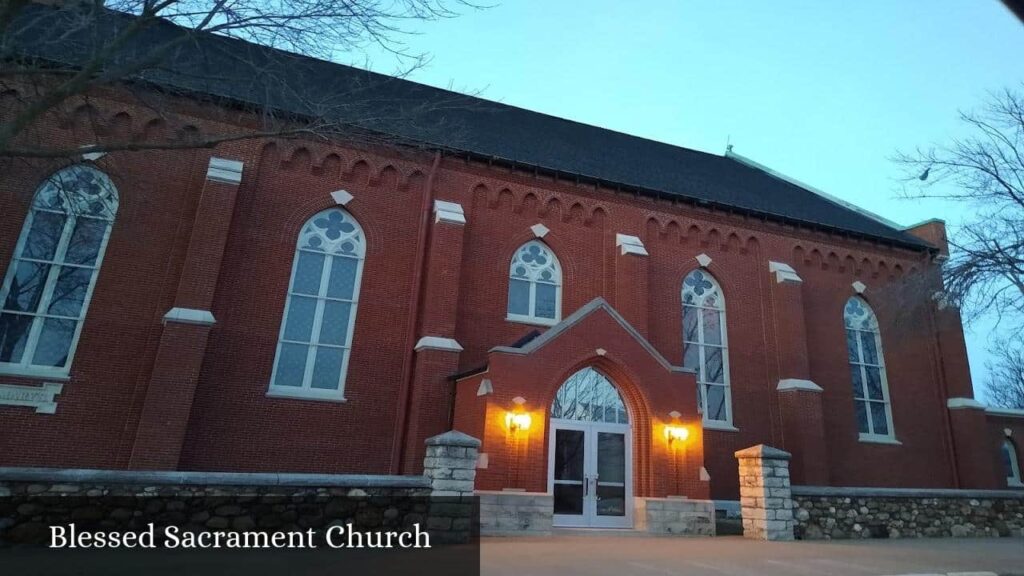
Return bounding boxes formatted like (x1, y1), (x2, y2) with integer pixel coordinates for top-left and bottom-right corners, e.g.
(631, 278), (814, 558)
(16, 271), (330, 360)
(452, 298), (713, 533)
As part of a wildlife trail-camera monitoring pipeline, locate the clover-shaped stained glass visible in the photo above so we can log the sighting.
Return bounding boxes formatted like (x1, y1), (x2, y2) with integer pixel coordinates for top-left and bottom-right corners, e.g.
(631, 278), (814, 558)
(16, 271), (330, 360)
(34, 165), (119, 219)
(844, 297), (878, 331)
(510, 240), (560, 284)
(299, 208), (365, 257)
(682, 268), (723, 309)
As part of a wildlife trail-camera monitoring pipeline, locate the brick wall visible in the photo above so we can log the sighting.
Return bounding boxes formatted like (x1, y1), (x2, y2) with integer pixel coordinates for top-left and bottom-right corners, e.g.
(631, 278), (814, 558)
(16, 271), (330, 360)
(0, 87), (986, 501)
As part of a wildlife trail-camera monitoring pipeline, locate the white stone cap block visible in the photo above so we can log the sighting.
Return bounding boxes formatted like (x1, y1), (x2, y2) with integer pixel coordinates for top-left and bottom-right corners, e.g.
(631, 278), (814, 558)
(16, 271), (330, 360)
(615, 233), (648, 256)
(530, 223), (549, 238)
(0, 382), (63, 414)
(947, 397), (985, 410)
(477, 379), (493, 396)
(79, 146), (106, 161)
(699, 466), (711, 481)
(768, 261), (802, 284)
(696, 253), (712, 267)
(162, 307), (216, 326)
(414, 336), (463, 352)
(777, 379), (823, 392)
(433, 199), (466, 225)
(331, 189), (354, 205)
(207, 157), (244, 185)
(852, 280), (867, 294)
(735, 444), (791, 460)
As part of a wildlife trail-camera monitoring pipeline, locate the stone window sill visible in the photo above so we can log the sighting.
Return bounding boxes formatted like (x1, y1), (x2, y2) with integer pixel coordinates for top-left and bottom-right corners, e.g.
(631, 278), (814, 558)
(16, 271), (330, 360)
(702, 420), (739, 432)
(266, 387), (347, 403)
(0, 365), (71, 382)
(505, 314), (559, 328)
(858, 434), (901, 445)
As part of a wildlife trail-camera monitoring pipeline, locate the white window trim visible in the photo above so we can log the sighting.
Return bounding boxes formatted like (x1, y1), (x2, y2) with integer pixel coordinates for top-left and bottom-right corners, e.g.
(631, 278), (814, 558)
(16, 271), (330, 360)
(1005, 440), (1023, 487)
(846, 298), (896, 441)
(266, 209), (365, 402)
(0, 167), (117, 378)
(506, 240), (562, 326)
(682, 269), (733, 427)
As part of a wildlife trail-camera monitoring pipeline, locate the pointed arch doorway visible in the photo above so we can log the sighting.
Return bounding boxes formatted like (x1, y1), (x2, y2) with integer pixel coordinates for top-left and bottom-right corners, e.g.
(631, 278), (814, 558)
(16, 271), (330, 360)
(547, 367), (633, 528)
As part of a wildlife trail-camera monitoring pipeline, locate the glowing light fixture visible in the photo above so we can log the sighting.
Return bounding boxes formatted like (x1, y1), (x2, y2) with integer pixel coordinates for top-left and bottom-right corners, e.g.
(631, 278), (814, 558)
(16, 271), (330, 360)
(506, 412), (532, 433)
(665, 425), (689, 445)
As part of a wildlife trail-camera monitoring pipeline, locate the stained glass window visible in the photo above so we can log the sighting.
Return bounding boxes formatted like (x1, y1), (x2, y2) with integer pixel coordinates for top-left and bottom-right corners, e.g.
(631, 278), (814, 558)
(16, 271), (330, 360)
(0, 165), (118, 375)
(551, 367), (628, 424)
(508, 240), (561, 324)
(269, 208), (365, 400)
(845, 297), (894, 439)
(682, 269), (732, 424)
(1002, 440), (1022, 486)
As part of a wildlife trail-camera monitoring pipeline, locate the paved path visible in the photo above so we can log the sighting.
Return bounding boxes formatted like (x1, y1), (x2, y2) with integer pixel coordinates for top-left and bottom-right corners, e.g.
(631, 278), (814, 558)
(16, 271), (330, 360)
(481, 535), (1024, 576)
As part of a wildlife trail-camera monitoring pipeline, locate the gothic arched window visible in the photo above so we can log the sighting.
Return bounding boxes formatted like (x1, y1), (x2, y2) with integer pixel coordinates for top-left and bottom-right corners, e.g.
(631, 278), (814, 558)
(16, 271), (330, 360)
(551, 367), (628, 424)
(0, 165), (118, 376)
(682, 269), (732, 426)
(507, 240), (562, 325)
(268, 208), (365, 401)
(1003, 439), (1022, 487)
(845, 297), (895, 440)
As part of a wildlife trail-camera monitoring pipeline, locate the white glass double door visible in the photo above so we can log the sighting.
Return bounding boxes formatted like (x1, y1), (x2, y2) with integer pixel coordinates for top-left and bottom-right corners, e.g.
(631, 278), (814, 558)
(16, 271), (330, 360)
(548, 420), (632, 528)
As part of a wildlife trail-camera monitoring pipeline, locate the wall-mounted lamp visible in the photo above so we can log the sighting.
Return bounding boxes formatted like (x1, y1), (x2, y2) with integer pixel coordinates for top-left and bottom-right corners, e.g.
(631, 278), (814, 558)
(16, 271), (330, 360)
(506, 412), (532, 433)
(664, 425), (689, 445)
(664, 410), (689, 446)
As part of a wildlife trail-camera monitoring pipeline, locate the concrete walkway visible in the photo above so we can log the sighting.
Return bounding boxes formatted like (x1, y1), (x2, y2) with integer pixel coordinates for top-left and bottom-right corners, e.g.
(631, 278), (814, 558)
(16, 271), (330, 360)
(481, 535), (1024, 576)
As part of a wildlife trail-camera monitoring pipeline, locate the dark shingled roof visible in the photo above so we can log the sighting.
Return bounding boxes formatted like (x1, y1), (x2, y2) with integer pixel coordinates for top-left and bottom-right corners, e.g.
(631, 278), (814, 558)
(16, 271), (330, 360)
(10, 5), (931, 250)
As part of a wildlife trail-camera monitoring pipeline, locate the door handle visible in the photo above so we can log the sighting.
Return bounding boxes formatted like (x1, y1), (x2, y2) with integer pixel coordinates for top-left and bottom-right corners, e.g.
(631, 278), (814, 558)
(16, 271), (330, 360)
(593, 474), (600, 501)
(583, 475), (589, 497)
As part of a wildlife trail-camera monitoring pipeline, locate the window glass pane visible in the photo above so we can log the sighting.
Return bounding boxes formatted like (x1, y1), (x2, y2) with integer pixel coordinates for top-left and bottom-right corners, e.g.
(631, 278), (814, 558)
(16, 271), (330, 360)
(282, 296), (317, 342)
(596, 485), (626, 517)
(318, 301), (351, 346)
(683, 341), (699, 371)
(869, 402), (889, 436)
(683, 306), (698, 342)
(705, 347), (724, 383)
(702, 308), (722, 345)
(553, 429), (585, 481)
(310, 346), (344, 390)
(272, 342), (308, 387)
(1004, 443), (1017, 479)
(553, 484), (584, 515)
(23, 211), (66, 261)
(865, 367), (883, 400)
(597, 432), (626, 483)
(850, 366), (864, 399)
(30, 318), (76, 367)
(292, 251), (325, 296)
(508, 278), (529, 315)
(65, 218), (107, 266)
(326, 255), (358, 300)
(855, 400), (870, 434)
(47, 266), (92, 318)
(846, 330), (859, 362)
(4, 261), (49, 313)
(859, 331), (878, 365)
(705, 384), (727, 421)
(0, 313), (32, 363)
(535, 282), (557, 319)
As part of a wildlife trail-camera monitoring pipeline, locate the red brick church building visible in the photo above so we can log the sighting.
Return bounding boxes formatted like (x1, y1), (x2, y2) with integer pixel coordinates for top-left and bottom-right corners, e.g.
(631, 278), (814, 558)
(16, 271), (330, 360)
(2, 5), (1022, 530)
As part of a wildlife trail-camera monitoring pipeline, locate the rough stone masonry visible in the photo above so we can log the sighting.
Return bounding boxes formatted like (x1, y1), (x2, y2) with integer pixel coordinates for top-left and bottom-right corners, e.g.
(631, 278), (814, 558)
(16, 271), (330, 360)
(735, 445), (794, 541)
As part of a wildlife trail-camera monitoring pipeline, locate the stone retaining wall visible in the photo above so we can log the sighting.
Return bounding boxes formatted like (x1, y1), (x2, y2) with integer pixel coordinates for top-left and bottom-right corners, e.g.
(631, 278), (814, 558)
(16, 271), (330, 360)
(641, 497), (715, 536)
(477, 491), (552, 536)
(1, 431), (482, 545)
(791, 486), (1024, 540)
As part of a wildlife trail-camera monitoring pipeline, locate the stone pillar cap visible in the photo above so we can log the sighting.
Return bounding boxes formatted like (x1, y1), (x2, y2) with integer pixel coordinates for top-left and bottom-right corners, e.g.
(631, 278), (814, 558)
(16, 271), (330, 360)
(734, 444), (791, 460)
(425, 430), (481, 448)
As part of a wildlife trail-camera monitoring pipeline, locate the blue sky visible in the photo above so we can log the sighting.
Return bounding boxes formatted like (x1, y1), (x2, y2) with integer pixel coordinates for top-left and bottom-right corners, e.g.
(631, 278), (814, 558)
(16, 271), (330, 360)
(363, 1), (1024, 398)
